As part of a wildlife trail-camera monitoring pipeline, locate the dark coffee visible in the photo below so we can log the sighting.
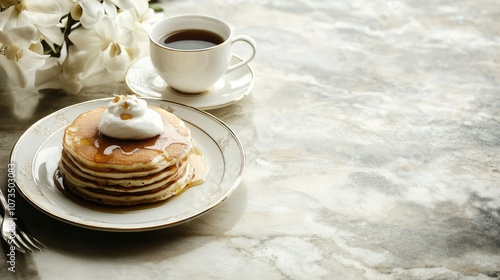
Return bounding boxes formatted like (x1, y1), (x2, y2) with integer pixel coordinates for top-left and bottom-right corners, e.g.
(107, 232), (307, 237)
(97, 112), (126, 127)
(161, 29), (225, 50)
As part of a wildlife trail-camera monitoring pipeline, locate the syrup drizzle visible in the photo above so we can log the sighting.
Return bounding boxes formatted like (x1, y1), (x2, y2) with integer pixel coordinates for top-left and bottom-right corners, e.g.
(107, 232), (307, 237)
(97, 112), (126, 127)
(77, 122), (190, 163)
(144, 121), (189, 152)
(186, 147), (209, 188)
(103, 145), (139, 156)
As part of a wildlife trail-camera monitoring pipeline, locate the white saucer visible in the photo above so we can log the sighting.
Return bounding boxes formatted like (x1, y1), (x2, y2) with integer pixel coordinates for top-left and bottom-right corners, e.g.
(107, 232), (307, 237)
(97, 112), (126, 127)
(125, 56), (254, 110)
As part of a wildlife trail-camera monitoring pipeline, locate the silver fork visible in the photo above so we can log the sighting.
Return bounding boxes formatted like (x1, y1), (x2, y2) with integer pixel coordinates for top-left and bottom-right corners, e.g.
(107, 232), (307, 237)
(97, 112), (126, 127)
(0, 189), (45, 253)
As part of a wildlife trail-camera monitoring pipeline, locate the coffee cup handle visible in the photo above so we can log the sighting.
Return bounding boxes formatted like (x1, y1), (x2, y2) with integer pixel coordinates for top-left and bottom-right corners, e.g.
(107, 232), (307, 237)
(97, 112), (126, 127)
(227, 35), (256, 72)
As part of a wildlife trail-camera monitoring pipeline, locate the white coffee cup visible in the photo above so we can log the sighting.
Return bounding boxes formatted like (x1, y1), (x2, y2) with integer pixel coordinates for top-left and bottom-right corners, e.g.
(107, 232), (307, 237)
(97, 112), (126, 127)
(149, 14), (256, 94)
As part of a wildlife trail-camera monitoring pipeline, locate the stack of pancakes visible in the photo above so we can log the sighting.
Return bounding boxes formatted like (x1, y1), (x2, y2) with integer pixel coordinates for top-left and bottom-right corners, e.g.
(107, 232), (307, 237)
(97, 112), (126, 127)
(58, 106), (195, 206)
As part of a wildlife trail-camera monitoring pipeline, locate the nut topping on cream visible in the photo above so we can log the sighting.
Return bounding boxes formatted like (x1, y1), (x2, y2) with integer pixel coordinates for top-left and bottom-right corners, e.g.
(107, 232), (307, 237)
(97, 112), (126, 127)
(98, 95), (164, 139)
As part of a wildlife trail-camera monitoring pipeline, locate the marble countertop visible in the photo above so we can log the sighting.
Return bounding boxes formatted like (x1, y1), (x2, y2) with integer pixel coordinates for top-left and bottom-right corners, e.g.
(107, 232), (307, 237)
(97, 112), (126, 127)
(1, 0), (499, 279)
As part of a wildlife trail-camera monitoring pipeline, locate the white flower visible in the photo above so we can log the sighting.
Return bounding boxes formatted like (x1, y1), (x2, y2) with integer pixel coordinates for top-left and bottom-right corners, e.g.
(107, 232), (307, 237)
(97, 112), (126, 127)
(0, 0), (153, 94)
(35, 61), (83, 94)
(0, 25), (48, 88)
(72, 0), (107, 28)
(0, 0), (64, 50)
(68, 12), (135, 79)
(118, 0), (157, 38)
(35, 46), (83, 94)
(53, 0), (109, 29)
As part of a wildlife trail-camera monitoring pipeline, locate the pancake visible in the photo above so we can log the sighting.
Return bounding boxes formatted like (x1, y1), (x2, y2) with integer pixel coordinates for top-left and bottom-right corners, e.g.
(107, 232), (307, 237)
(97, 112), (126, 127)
(63, 106), (193, 173)
(58, 101), (197, 206)
(60, 150), (185, 186)
(59, 151), (191, 190)
(63, 164), (195, 205)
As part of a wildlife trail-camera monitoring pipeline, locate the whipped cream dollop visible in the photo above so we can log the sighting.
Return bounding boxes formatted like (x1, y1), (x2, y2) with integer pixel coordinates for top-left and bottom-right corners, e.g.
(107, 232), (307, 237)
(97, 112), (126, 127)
(98, 95), (164, 139)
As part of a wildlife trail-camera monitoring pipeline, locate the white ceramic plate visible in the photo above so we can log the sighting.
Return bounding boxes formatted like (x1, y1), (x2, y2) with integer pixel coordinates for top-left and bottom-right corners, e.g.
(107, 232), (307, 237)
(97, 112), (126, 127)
(10, 98), (245, 232)
(125, 56), (254, 110)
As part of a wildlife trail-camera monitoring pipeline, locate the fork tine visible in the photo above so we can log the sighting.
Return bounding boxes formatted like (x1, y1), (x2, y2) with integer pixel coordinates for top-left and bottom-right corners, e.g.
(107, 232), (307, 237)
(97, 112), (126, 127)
(14, 217), (46, 249)
(9, 237), (27, 254)
(15, 234), (33, 253)
(19, 231), (44, 250)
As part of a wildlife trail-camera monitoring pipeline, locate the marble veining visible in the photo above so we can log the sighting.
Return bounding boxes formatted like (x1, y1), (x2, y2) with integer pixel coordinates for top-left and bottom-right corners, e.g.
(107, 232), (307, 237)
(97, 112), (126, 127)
(0, 0), (499, 279)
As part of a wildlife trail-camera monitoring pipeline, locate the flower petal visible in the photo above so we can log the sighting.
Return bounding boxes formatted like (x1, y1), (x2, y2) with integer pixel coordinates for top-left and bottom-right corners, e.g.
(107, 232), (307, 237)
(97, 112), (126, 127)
(79, 0), (104, 28)
(23, 0), (60, 15)
(36, 24), (64, 48)
(0, 6), (18, 30)
(103, 46), (128, 70)
(0, 25), (39, 49)
(68, 27), (102, 51)
(53, 0), (75, 15)
(103, 0), (117, 18)
(0, 57), (28, 87)
(35, 60), (83, 95)
(93, 14), (116, 41)
(17, 49), (49, 72)
(110, 0), (135, 10)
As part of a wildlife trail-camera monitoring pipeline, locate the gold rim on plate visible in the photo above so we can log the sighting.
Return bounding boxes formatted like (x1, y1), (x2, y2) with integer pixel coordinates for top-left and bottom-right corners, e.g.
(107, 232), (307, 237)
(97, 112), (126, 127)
(10, 98), (245, 232)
